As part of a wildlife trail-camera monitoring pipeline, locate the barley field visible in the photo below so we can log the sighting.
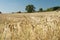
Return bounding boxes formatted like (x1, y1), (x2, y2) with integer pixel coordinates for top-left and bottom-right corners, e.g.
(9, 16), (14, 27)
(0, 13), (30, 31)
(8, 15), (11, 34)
(0, 11), (60, 40)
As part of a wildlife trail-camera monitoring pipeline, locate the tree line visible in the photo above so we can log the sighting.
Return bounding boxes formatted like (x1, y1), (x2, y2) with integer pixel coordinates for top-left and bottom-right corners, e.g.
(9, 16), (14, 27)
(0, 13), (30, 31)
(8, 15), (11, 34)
(25, 4), (60, 13)
(0, 4), (60, 14)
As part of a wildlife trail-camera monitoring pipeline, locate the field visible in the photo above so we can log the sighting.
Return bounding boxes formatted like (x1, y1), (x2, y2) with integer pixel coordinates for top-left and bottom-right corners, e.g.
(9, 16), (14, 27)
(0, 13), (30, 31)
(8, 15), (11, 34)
(0, 11), (60, 40)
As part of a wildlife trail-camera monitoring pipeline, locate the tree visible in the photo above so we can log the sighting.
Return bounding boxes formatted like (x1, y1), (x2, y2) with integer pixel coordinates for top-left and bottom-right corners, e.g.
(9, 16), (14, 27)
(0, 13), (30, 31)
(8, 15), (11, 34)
(0, 11), (2, 14)
(25, 4), (35, 13)
(39, 8), (43, 12)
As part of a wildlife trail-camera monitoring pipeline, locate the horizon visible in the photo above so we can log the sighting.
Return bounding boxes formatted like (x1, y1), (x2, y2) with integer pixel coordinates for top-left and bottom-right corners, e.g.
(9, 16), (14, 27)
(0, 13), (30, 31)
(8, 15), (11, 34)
(0, 0), (60, 13)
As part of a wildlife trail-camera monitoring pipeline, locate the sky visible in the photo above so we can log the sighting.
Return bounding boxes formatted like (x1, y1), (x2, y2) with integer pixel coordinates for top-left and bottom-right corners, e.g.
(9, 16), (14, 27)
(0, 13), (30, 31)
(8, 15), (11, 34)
(0, 0), (60, 13)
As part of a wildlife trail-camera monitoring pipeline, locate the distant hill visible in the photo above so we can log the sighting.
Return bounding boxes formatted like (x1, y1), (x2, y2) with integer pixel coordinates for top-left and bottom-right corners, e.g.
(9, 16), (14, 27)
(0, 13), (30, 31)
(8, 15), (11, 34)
(46, 6), (60, 11)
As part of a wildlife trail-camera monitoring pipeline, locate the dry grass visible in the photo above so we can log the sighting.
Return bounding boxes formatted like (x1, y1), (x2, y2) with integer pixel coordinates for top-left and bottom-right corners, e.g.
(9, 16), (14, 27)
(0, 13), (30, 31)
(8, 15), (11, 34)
(0, 11), (60, 40)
